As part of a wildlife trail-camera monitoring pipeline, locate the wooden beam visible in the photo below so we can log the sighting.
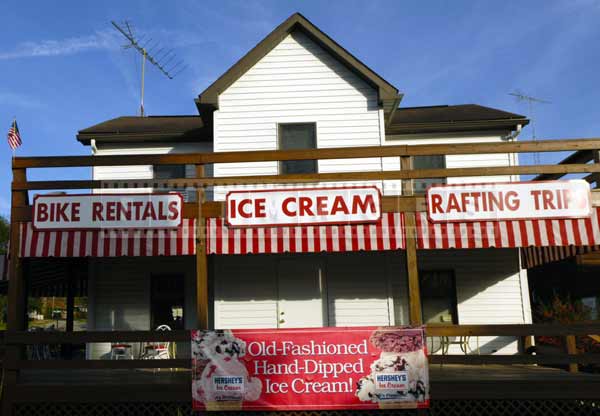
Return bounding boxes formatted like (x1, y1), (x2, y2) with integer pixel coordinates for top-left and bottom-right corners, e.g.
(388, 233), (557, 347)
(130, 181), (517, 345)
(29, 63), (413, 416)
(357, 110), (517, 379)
(11, 138), (600, 168)
(424, 323), (600, 337)
(405, 212), (422, 326)
(593, 150), (600, 189)
(566, 335), (579, 373)
(12, 163), (600, 191)
(5, 330), (191, 344)
(196, 165), (209, 330)
(13, 359), (190, 370)
(428, 353), (600, 365)
(534, 150), (594, 181)
(5, 168), (28, 416)
(400, 155), (413, 196)
(400, 156), (422, 327)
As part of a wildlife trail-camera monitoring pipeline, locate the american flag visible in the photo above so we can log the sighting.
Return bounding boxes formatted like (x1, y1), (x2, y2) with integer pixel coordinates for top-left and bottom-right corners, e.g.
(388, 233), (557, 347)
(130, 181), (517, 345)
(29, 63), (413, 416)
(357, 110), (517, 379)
(7, 119), (22, 150)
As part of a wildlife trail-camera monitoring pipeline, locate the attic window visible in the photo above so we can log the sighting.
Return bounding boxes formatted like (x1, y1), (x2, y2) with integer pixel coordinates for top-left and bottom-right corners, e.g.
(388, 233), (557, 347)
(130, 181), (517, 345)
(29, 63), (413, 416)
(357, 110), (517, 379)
(278, 123), (317, 174)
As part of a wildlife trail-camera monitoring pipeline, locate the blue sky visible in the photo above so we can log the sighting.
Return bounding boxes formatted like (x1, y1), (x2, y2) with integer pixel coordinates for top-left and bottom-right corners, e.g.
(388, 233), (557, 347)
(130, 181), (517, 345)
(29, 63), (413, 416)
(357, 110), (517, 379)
(1, 0), (600, 217)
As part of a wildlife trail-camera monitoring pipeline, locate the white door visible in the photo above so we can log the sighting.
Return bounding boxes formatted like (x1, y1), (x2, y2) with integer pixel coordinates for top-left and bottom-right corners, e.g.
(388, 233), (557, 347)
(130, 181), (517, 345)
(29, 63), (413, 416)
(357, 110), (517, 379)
(277, 258), (326, 328)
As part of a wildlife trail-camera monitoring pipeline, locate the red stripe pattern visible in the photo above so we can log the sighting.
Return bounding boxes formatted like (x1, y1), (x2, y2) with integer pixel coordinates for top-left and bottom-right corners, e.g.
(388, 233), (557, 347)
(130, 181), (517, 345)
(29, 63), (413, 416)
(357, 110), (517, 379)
(16, 208), (600, 258)
(521, 245), (600, 269)
(415, 207), (600, 249)
(19, 219), (196, 258)
(206, 213), (405, 255)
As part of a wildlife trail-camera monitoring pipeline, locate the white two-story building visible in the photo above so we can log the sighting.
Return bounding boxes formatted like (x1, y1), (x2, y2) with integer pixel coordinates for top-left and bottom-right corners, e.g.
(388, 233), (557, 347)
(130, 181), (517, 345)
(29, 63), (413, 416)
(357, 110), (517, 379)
(74, 13), (531, 358)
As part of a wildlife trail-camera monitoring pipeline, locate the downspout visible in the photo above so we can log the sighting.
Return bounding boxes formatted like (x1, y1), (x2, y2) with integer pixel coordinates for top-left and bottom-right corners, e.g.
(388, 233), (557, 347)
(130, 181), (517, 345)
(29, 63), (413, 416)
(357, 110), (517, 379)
(90, 139), (99, 155)
(503, 124), (522, 180)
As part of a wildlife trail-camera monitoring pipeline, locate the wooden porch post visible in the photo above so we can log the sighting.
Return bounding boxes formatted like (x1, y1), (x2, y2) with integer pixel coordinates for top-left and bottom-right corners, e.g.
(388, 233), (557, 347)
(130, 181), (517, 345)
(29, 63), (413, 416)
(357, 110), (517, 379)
(4, 168), (28, 416)
(195, 165), (209, 329)
(401, 156), (423, 326)
(593, 149), (600, 189)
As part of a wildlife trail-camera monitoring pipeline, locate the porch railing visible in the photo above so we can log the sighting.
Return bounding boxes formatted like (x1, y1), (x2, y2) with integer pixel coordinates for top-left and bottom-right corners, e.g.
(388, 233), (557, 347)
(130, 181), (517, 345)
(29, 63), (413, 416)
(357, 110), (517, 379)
(2, 323), (600, 369)
(4, 139), (600, 413)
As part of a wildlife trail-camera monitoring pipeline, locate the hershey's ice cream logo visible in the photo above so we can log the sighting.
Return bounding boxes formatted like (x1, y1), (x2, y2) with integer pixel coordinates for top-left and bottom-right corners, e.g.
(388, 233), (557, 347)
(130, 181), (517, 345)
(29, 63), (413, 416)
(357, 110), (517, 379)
(374, 372), (408, 392)
(212, 376), (245, 393)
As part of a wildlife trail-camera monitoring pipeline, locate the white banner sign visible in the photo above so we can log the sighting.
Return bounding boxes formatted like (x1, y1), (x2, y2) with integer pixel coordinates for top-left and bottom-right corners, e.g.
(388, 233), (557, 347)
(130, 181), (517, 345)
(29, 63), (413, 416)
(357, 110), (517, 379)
(226, 186), (382, 227)
(33, 193), (183, 230)
(426, 180), (592, 222)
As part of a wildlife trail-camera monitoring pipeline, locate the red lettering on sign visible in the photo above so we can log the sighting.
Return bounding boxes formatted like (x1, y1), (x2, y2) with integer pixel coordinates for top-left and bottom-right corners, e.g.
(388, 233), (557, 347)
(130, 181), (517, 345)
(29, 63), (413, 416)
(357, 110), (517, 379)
(168, 201), (179, 220)
(71, 202), (81, 221)
(315, 196), (327, 216)
(430, 194), (442, 213)
(298, 197), (314, 216)
(36, 203), (48, 222)
(351, 194), (376, 215)
(255, 198), (266, 218)
(282, 197), (296, 217)
(331, 196), (349, 215)
(92, 202), (104, 221)
(239, 199), (252, 218)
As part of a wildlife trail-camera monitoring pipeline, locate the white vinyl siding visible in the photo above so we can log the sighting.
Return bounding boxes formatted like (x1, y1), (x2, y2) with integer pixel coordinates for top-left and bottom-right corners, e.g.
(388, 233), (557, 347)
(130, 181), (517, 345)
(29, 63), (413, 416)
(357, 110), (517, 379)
(213, 253), (394, 329)
(326, 253), (393, 326)
(214, 256), (279, 329)
(213, 30), (384, 200)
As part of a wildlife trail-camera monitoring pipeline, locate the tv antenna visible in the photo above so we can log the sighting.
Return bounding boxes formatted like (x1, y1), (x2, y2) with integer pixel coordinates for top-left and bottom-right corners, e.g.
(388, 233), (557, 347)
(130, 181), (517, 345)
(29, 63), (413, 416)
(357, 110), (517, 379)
(509, 90), (551, 165)
(111, 20), (187, 116)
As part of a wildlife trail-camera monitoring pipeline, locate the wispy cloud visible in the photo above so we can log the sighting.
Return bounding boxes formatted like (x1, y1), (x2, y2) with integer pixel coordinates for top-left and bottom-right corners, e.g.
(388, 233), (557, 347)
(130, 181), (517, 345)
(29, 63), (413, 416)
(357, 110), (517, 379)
(0, 30), (120, 60)
(0, 92), (46, 109)
(0, 25), (210, 61)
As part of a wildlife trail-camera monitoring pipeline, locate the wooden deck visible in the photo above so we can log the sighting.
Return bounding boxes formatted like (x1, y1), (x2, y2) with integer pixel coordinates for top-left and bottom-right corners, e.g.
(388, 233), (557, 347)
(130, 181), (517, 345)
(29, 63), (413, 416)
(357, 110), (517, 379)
(12, 364), (600, 403)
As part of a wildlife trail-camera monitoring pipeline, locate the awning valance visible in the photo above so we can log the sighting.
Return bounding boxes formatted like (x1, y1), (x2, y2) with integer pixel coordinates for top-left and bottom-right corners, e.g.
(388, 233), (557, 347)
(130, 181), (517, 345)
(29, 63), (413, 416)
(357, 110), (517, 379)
(521, 245), (600, 269)
(416, 208), (600, 249)
(16, 208), (600, 258)
(19, 219), (196, 258)
(206, 213), (405, 255)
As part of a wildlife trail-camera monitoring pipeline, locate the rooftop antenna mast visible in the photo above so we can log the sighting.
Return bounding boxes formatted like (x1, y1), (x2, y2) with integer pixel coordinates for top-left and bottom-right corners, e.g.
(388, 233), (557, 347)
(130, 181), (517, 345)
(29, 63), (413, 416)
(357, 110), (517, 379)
(111, 20), (187, 116)
(509, 91), (551, 165)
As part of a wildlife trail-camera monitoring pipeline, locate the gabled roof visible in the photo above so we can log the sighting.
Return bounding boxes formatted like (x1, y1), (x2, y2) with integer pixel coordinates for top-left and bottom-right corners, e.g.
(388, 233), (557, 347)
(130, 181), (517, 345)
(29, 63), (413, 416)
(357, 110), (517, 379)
(77, 115), (211, 145)
(196, 13), (401, 111)
(387, 104), (529, 135)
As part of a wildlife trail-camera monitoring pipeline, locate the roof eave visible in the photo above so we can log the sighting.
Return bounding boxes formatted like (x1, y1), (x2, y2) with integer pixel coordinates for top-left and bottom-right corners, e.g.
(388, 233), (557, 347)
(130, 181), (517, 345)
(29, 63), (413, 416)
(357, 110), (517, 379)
(386, 118), (530, 136)
(197, 13), (399, 108)
(76, 130), (212, 146)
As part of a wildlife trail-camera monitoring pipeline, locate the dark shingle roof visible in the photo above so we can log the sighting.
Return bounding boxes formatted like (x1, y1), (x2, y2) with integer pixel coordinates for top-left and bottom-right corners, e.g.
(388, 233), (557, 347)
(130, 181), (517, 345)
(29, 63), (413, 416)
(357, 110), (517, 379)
(77, 115), (211, 145)
(388, 104), (528, 135)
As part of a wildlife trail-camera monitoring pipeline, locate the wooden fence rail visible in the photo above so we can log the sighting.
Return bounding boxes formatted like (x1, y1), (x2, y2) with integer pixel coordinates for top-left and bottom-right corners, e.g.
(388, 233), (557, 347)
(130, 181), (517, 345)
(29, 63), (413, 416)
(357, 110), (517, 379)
(11, 138), (600, 168)
(2, 324), (599, 371)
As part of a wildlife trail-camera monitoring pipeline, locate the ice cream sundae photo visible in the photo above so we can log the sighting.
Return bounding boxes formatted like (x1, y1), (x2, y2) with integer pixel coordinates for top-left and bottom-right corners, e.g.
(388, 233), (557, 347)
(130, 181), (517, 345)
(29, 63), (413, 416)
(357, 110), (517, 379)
(355, 328), (429, 408)
(192, 330), (262, 410)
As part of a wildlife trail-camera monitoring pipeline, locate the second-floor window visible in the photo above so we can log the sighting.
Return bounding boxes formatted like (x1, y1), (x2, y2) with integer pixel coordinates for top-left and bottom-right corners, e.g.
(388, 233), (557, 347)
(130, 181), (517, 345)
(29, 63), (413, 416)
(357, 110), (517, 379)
(413, 155), (446, 194)
(278, 123), (317, 174)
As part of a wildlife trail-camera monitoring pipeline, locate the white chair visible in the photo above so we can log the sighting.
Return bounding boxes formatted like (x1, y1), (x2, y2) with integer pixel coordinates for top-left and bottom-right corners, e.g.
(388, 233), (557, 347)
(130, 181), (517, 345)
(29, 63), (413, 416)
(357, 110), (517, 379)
(141, 325), (172, 360)
(110, 343), (134, 360)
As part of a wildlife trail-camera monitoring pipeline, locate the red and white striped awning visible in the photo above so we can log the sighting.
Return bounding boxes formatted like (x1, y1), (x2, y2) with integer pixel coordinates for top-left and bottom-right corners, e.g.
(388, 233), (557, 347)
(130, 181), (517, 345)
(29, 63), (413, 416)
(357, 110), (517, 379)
(521, 245), (600, 269)
(19, 219), (196, 258)
(415, 208), (600, 249)
(17, 208), (600, 258)
(206, 213), (405, 255)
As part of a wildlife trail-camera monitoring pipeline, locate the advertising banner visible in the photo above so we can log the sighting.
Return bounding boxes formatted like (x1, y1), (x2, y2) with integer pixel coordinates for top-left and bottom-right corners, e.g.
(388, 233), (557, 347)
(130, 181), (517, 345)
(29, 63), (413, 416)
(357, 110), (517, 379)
(191, 327), (429, 411)
(32, 193), (183, 230)
(426, 180), (591, 222)
(226, 186), (382, 227)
